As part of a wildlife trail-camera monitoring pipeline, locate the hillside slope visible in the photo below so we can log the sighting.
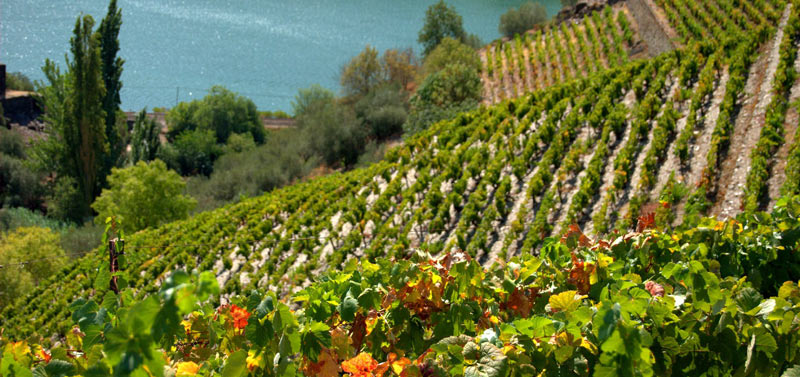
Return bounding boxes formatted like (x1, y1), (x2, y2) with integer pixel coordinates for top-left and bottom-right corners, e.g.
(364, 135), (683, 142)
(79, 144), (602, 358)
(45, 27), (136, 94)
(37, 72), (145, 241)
(3, 0), (800, 343)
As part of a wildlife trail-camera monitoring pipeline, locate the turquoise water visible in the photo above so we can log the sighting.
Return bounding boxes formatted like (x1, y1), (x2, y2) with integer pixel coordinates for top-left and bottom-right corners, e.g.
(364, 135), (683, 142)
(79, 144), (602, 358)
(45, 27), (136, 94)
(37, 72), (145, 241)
(2, 0), (561, 112)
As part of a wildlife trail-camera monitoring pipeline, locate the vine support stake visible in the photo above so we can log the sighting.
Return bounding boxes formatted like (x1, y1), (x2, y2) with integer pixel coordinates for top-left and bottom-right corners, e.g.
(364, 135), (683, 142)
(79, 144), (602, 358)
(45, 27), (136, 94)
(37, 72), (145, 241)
(108, 238), (123, 294)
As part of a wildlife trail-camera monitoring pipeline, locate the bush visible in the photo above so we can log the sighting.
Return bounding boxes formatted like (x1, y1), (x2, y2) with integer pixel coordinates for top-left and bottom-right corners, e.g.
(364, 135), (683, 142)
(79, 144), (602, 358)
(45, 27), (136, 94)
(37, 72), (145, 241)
(499, 1), (548, 38)
(423, 37), (481, 75)
(165, 86), (265, 144)
(0, 129), (46, 210)
(355, 84), (408, 139)
(91, 160), (196, 233)
(48, 176), (85, 223)
(223, 132), (256, 154)
(187, 130), (316, 211)
(159, 129), (220, 176)
(405, 63), (482, 135)
(302, 102), (366, 167)
(0, 227), (66, 309)
(291, 84), (336, 118)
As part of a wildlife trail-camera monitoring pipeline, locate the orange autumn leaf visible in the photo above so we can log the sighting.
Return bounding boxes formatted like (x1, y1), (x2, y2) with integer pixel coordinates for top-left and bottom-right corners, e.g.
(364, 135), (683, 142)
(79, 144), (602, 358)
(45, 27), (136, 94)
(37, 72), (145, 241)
(303, 348), (339, 377)
(342, 352), (378, 377)
(636, 213), (656, 232)
(375, 352), (412, 376)
(229, 304), (250, 330)
(38, 348), (51, 364)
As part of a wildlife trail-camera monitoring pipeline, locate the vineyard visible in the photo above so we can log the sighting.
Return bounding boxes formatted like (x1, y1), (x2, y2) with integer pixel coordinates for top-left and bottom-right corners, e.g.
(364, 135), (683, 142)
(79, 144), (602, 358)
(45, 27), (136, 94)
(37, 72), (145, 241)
(4, 0), (800, 375)
(480, 4), (641, 104)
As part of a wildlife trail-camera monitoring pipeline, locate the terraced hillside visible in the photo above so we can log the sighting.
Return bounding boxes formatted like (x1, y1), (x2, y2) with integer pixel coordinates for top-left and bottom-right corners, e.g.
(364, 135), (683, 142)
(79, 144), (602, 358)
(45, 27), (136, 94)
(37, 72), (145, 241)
(4, 0), (800, 346)
(480, 5), (642, 104)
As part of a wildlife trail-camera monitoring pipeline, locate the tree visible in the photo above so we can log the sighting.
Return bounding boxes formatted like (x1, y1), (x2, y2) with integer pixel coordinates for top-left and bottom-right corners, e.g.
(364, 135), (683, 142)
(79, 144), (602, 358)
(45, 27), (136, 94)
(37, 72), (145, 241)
(355, 84), (408, 139)
(382, 48), (420, 91)
(68, 15), (108, 214)
(423, 37), (481, 75)
(298, 99), (366, 167)
(341, 45), (384, 98)
(98, 0), (125, 178)
(418, 1), (466, 57)
(91, 160), (196, 233)
(291, 84), (335, 118)
(158, 129), (220, 176)
(33, 15), (108, 220)
(129, 108), (161, 164)
(499, 2), (548, 38)
(405, 63), (481, 135)
(165, 86), (265, 144)
(0, 227), (66, 309)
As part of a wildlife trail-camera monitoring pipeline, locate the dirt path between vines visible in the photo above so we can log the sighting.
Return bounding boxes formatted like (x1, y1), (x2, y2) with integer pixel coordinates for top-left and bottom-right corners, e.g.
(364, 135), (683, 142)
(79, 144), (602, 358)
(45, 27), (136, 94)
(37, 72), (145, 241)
(767, 40), (800, 208)
(712, 5), (791, 219)
(626, 0), (677, 56)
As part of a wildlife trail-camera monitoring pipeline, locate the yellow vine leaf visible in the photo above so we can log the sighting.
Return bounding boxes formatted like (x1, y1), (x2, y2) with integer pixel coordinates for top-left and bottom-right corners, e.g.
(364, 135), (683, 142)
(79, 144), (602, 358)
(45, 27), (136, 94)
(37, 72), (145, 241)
(549, 291), (583, 312)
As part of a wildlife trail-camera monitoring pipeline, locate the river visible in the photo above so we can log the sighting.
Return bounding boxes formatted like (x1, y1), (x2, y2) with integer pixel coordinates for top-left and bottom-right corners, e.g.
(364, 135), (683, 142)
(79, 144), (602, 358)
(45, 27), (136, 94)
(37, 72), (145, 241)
(2, 0), (562, 112)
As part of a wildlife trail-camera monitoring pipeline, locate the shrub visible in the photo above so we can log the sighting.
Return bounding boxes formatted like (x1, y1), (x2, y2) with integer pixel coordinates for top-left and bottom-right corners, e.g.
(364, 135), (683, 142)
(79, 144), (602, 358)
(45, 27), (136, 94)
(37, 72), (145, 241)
(355, 84), (408, 139)
(91, 160), (196, 233)
(297, 97), (367, 167)
(187, 129), (316, 211)
(422, 37), (481, 75)
(0, 227), (66, 309)
(499, 2), (548, 38)
(405, 63), (481, 135)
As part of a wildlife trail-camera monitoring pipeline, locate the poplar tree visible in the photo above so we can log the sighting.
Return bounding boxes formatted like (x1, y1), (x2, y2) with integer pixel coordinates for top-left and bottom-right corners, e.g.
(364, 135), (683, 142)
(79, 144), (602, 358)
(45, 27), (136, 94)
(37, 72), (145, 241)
(34, 14), (107, 221)
(98, 0), (125, 177)
(68, 14), (108, 215)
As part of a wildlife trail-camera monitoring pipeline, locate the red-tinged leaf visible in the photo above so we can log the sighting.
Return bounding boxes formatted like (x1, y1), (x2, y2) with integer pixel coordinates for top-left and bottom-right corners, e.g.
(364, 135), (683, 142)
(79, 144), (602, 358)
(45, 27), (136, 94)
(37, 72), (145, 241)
(637, 212), (656, 232)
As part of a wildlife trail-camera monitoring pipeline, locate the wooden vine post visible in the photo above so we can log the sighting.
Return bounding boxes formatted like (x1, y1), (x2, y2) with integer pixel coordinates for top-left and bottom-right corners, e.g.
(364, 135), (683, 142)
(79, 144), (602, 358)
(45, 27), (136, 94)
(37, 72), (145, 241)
(108, 238), (124, 294)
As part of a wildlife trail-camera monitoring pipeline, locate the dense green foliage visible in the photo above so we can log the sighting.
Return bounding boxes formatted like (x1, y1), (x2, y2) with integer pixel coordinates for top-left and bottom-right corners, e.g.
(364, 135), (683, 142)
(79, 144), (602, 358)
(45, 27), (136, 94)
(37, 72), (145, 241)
(405, 63), (481, 135)
(128, 108), (162, 165)
(418, 1), (467, 56)
(97, 0), (126, 180)
(91, 160), (196, 233)
(2, 198), (800, 375)
(33, 15), (108, 221)
(422, 37), (481, 76)
(0, 128), (45, 210)
(166, 86), (266, 145)
(0, 227), (66, 309)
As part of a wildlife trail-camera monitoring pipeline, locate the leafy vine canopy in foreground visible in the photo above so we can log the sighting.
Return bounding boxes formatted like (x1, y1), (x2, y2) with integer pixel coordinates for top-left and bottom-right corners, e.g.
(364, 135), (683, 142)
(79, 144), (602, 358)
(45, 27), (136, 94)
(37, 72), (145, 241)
(1, 196), (800, 376)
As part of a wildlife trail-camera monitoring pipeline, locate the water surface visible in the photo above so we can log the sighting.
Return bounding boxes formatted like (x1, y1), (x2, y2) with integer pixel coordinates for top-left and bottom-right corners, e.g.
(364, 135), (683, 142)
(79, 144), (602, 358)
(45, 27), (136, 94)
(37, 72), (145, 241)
(2, 0), (561, 111)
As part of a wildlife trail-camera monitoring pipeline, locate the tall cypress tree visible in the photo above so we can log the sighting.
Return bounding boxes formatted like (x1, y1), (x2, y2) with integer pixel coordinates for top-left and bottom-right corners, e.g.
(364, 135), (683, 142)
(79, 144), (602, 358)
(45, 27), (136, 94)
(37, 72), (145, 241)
(97, 0), (124, 179)
(67, 14), (108, 215)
